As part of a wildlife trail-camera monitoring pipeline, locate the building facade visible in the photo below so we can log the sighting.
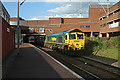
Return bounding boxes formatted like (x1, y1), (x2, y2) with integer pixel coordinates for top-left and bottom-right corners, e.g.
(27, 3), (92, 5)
(0, 1), (15, 59)
(10, 1), (120, 38)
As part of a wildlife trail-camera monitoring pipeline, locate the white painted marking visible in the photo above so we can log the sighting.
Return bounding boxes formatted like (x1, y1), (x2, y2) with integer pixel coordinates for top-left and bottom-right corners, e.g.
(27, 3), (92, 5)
(30, 44), (84, 79)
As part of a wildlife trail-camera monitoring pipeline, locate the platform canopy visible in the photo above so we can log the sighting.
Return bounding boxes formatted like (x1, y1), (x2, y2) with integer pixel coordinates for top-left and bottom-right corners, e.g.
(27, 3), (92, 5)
(10, 21), (29, 27)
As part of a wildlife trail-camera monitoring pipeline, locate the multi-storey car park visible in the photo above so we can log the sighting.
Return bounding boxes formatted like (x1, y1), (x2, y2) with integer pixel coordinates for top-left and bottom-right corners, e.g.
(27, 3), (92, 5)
(10, 1), (120, 39)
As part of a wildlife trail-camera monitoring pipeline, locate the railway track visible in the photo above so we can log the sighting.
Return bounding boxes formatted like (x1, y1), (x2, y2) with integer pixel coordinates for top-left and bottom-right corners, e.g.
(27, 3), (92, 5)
(35, 45), (120, 79)
(74, 57), (120, 78)
(77, 56), (120, 76)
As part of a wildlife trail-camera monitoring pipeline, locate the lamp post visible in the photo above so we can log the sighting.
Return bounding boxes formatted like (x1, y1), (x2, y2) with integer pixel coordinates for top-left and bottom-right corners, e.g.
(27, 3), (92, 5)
(17, 0), (26, 55)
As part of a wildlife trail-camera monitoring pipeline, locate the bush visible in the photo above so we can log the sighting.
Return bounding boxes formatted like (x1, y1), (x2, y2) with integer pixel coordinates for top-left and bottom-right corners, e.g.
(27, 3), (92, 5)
(110, 36), (120, 48)
(85, 36), (120, 51)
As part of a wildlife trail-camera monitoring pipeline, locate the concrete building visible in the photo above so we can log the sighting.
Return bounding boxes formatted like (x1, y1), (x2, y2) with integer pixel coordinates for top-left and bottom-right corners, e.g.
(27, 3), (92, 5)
(10, 1), (120, 38)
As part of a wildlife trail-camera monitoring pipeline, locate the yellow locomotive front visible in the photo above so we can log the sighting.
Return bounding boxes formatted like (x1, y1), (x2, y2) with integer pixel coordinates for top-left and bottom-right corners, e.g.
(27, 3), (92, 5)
(28, 36), (35, 43)
(65, 32), (85, 51)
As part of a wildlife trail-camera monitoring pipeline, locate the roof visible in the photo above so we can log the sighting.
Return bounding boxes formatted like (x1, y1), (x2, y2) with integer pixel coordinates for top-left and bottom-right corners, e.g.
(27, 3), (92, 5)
(48, 29), (83, 36)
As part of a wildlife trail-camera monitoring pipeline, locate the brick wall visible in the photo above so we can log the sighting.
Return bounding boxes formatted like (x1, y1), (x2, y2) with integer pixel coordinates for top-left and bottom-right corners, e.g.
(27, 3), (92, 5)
(0, 17), (2, 59)
(2, 17), (14, 59)
(99, 1), (120, 33)
(10, 1), (120, 36)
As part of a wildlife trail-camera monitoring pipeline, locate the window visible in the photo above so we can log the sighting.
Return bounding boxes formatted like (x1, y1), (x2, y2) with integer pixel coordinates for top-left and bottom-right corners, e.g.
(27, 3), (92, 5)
(86, 26), (90, 28)
(103, 23), (106, 27)
(107, 21), (113, 25)
(29, 37), (34, 40)
(69, 34), (76, 39)
(40, 28), (45, 33)
(65, 35), (67, 40)
(80, 26), (84, 28)
(103, 16), (107, 19)
(61, 18), (64, 24)
(100, 18), (103, 20)
(77, 34), (83, 39)
(114, 8), (120, 13)
(108, 12), (113, 16)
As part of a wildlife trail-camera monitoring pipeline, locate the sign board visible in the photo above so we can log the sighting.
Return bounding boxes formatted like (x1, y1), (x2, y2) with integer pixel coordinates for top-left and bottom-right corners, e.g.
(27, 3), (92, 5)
(109, 22), (119, 28)
(7, 28), (10, 32)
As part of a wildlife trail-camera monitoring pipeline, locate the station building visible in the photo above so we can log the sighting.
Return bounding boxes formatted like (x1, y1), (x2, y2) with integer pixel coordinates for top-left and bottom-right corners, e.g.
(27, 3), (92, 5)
(10, 1), (120, 38)
(0, 1), (15, 59)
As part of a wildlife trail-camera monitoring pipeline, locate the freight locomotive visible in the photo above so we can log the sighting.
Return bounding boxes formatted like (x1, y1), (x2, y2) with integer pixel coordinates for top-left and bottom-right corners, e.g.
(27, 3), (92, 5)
(28, 36), (35, 43)
(44, 29), (85, 52)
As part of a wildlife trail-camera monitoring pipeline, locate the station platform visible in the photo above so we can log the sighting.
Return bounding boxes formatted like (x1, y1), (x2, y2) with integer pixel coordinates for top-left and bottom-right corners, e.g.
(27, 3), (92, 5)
(2, 43), (83, 79)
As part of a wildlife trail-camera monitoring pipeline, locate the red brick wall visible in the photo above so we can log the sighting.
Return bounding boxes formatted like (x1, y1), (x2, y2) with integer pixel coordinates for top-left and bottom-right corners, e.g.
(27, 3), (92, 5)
(99, 1), (120, 33)
(2, 17), (14, 59)
(49, 18), (62, 24)
(0, 17), (2, 59)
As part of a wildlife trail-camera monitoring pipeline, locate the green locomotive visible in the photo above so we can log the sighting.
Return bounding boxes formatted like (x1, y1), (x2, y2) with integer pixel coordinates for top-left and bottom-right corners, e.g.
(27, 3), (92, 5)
(44, 29), (85, 52)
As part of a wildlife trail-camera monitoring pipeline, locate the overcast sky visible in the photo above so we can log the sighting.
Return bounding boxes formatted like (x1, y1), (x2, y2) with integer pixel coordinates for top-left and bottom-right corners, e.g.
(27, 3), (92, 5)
(2, 0), (119, 20)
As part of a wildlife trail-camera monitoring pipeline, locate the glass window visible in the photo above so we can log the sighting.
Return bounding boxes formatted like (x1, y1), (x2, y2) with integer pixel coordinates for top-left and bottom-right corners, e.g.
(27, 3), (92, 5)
(40, 28), (45, 33)
(65, 35), (67, 40)
(86, 26), (90, 28)
(29, 37), (34, 40)
(69, 34), (76, 39)
(77, 34), (83, 39)
(80, 26), (84, 28)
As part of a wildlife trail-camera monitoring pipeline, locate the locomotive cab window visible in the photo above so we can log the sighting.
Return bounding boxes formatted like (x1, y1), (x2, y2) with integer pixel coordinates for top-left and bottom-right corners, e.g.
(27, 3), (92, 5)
(69, 34), (76, 39)
(65, 35), (67, 40)
(77, 34), (83, 39)
(29, 37), (34, 40)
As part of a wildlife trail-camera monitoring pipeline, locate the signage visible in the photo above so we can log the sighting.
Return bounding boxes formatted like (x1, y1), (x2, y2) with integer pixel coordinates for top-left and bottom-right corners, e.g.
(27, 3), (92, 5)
(52, 37), (57, 41)
(7, 28), (10, 32)
(109, 22), (119, 28)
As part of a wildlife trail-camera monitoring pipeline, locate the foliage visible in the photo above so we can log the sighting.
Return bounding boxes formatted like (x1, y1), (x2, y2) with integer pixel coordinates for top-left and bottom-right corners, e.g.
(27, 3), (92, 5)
(85, 36), (120, 51)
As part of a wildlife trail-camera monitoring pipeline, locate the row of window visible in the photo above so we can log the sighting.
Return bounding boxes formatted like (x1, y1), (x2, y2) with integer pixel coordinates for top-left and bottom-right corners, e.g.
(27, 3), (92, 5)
(100, 18), (120, 27)
(0, 12), (10, 23)
(100, 8), (120, 20)
(80, 26), (90, 28)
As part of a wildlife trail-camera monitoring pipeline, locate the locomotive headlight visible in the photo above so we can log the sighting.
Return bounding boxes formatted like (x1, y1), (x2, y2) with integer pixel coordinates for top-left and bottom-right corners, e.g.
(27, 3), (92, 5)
(81, 45), (84, 47)
(69, 43), (72, 47)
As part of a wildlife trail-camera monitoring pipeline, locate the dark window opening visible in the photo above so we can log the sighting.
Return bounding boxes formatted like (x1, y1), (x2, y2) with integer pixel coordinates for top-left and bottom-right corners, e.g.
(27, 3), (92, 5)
(77, 34), (83, 39)
(100, 18), (103, 20)
(103, 23), (106, 27)
(29, 37), (34, 40)
(103, 16), (107, 19)
(65, 35), (67, 40)
(108, 12), (113, 16)
(61, 18), (64, 24)
(114, 18), (120, 23)
(86, 26), (90, 28)
(107, 21), (113, 25)
(69, 34), (76, 39)
(102, 33), (106, 37)
(114, 8), (120, 13)
(80, 26), (84, 28)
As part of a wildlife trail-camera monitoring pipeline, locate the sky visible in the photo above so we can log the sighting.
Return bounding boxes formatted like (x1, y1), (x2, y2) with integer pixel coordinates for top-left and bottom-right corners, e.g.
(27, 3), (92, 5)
(2, 0), (119, 20)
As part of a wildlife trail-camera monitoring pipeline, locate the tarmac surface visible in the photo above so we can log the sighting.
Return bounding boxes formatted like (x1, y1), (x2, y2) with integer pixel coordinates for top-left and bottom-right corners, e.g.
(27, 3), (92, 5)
(2, 43), (83, 79)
